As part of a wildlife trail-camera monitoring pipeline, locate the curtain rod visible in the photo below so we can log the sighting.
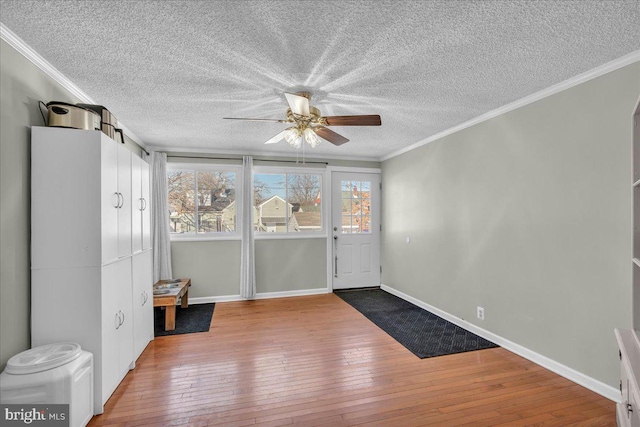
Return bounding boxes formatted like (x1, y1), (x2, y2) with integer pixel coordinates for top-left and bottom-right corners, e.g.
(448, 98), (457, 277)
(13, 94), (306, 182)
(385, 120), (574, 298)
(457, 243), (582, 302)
(167, 155), (328, 165)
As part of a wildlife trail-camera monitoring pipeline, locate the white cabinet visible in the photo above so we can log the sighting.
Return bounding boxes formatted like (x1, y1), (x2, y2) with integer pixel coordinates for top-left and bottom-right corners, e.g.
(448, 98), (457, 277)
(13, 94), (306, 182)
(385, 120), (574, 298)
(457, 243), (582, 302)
(30, 127), (152, 415)
(132, 155), (143, 254)
(141, 159), (151, 250)
(117, 147), (132, 259)
(131, 155), (151, 254)
(132, 250), (153, 360)
(31, 126), (134, 268)
(99, 259), (133, 403)
(100, 139), (119, 264)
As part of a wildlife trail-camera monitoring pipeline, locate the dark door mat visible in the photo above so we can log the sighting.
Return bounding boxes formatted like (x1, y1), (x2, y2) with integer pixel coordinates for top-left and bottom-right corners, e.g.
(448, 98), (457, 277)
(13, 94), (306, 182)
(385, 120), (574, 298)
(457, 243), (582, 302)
(335, 288), (498, 358)
(154, 303), (215, 337)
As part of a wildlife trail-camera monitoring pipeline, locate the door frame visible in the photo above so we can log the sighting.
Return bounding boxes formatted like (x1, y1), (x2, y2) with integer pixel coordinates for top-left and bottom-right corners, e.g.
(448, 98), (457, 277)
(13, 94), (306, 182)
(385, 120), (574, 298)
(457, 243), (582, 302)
(325, 166), (382, 291)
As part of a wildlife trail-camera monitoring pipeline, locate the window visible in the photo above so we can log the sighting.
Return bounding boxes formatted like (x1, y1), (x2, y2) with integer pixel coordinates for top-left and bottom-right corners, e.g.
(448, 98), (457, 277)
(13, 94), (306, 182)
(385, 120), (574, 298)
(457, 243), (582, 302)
(254, 171), (323, 233)
(168, 166), (239, 236)
(341, 180), (371, 233)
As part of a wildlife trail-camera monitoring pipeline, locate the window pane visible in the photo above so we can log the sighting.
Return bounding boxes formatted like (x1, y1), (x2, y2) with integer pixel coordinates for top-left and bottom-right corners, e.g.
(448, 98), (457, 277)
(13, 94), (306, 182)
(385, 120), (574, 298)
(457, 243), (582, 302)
(288, 174), (322, 232)
(197, 171), (236, 233)
(254, 174), (287, 233)
(254, 172), (322, 233)
(168, 170), (195, 233)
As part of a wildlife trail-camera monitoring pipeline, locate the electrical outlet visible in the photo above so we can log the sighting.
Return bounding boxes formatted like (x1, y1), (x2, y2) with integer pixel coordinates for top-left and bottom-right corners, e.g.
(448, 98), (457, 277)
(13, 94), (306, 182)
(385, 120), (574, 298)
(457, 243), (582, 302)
(477, 306), (485, 320)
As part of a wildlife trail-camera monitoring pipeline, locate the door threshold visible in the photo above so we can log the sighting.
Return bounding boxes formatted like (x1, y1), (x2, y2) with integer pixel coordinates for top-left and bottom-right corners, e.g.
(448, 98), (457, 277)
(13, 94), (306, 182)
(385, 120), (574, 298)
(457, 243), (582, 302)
(334, 286), (381, 293)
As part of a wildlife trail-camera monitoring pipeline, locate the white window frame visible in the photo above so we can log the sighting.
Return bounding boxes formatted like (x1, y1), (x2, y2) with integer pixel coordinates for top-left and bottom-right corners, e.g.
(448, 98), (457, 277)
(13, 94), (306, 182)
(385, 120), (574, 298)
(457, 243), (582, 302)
(168, 162), (243, 242)
(253, 165), (328, 240)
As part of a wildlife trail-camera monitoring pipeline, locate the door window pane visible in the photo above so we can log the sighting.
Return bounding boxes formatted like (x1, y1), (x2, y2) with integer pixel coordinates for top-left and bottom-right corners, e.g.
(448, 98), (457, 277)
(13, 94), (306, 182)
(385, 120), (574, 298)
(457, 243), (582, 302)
(341, 180), (371, 234)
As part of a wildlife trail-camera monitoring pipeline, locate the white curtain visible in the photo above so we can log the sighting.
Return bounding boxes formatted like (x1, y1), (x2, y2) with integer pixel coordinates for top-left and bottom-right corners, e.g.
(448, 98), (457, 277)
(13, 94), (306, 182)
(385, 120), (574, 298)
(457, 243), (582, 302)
(240, 155), (256, 299)
(150, 151), (173, 283)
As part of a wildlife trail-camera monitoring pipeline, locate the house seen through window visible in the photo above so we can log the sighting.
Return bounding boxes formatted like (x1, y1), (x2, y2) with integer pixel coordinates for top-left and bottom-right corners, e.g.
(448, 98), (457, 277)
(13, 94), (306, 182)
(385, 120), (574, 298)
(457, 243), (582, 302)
(254, 173), (322, 233)
(168, 168), (237, 234)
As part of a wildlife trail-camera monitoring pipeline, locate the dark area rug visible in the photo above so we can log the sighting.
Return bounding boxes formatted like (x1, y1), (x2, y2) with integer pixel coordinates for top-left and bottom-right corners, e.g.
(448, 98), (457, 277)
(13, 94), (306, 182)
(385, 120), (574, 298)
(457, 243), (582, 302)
(335, 288), (498, 358)
(154, 303), (215, 337)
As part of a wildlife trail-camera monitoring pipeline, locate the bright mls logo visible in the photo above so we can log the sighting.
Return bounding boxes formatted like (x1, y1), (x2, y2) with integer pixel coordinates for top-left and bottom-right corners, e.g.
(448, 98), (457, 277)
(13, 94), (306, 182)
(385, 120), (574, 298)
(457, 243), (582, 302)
(0, 405), (69, 426)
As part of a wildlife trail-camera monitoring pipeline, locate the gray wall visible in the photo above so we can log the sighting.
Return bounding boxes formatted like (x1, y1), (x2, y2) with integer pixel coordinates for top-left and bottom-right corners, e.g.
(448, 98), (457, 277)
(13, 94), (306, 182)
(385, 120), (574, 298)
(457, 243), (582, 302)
(0, 40), (143, 369)
(255, 238), (327, 293)
(0, 39), (81, 369)
(172, 238), (327, 297)
(171, 240), (241, 297)
(381, 62), (640, 388)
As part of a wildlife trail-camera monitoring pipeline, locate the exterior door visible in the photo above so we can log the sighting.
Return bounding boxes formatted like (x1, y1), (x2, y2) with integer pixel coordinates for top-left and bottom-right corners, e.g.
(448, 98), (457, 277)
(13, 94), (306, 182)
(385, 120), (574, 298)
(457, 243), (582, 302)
(331, 172), (381, 289)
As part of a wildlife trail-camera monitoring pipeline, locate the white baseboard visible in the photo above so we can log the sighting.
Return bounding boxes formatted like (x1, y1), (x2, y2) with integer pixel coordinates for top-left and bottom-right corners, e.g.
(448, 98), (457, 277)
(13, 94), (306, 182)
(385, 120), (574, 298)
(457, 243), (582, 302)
(189, 295), (243, 304)
(252, 288), (330, 300)
(380, 284), (621, 403)
(189, 287), (329, 305)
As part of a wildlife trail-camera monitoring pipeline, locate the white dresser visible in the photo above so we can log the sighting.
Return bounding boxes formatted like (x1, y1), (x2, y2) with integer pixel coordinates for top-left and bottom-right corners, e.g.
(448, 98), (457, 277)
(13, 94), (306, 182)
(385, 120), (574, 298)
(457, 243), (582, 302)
(616, 329), (640, 427)
(30, 126), (153, 414)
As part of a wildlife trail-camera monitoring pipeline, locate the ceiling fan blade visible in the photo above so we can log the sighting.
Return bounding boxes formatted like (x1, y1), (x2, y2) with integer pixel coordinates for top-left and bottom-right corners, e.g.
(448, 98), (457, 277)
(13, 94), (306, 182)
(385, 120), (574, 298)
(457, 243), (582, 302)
(264, 129), (288, 144)
(223, 117), (287, 123)
(284, 93), (310, 117)
(314, 127), (349, 146)
(323, 115), (381, 126)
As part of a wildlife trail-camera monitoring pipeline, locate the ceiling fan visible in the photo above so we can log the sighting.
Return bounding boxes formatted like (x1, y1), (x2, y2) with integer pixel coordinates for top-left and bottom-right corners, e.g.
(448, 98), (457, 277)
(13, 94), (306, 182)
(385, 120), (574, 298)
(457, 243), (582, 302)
(223, 92), (381, 148)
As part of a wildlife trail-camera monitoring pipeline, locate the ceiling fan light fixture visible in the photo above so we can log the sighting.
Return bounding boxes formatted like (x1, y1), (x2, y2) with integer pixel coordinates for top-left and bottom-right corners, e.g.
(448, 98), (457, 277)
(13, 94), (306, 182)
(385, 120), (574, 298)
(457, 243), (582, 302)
(304, 127), (321, 148)
(225, 91), (381, 149)
(284, 127), (302, 148)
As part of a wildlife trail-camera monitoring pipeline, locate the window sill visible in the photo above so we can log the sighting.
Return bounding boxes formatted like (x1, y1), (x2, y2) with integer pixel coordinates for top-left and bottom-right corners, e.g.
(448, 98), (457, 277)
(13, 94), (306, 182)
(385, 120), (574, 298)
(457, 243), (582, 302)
(170, 234), (242, 242)
(169, 233), (328, 242)
(254, 233), (327, 240)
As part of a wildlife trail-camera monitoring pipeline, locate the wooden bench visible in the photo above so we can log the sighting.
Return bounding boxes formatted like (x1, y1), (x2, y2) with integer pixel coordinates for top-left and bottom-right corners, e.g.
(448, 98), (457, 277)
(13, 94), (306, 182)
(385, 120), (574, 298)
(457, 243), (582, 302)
(153, 278), (191, 331)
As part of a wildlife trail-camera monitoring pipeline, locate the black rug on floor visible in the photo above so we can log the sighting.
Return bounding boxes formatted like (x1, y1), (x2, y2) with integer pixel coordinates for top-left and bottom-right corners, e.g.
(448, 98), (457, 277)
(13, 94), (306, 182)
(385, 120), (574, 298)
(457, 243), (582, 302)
(154, 303), (215, 337)
(335, 289), (498, 358)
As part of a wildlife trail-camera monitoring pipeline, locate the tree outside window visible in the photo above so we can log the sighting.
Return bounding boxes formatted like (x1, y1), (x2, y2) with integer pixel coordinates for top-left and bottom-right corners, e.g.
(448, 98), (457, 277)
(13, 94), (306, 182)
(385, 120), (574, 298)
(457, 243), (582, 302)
(254, 172), (322, 233)
(168, 169), (237, 234)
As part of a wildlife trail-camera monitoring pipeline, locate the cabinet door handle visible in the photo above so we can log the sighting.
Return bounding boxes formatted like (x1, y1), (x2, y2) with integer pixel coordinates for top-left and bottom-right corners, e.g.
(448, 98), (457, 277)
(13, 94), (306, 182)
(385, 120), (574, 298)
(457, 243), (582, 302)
(118, 193), (124, 209)
(628, 403), (634, 415)
(113, 192), (120, 208)
(142, 198), (147, 211)
(115, 312), (121, 329)
(120, 310), (125, 325)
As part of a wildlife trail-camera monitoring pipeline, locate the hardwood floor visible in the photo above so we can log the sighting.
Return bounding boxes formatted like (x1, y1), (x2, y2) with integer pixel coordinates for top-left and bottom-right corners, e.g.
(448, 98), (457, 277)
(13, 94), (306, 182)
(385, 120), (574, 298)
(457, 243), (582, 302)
(89, 293), (616, 426)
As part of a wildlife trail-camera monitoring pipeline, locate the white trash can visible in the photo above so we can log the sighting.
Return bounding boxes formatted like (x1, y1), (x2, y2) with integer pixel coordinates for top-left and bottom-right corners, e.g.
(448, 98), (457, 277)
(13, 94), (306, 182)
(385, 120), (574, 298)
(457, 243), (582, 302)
(0, 342), (93, 427)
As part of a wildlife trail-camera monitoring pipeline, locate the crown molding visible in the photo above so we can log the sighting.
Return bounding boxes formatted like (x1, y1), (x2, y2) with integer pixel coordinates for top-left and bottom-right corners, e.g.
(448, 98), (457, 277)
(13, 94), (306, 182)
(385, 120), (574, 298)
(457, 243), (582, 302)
(381, 50), (640, 162)
(145, 144), (381, 163)
(0, 23), (146, 148)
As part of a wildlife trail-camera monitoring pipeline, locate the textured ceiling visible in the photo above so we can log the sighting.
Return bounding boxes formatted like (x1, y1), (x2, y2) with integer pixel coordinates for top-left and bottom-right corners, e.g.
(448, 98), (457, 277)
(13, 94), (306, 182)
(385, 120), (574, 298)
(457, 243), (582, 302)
(1, 0), (639, 160)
